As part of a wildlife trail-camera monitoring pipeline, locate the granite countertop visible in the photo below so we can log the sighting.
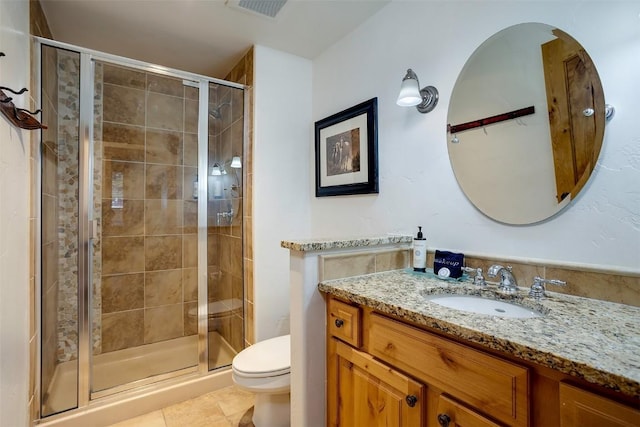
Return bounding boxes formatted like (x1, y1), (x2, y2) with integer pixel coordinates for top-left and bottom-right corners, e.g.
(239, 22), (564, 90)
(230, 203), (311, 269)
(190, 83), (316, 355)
(281, 235), (412, 252)
(318, 269), (640, 397)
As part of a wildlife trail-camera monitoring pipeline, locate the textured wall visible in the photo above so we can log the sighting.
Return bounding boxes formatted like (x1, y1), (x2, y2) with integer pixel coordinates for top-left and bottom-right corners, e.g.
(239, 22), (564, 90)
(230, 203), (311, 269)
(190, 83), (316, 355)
(0, 1), (31, 425)
(310, 1), (640, 271)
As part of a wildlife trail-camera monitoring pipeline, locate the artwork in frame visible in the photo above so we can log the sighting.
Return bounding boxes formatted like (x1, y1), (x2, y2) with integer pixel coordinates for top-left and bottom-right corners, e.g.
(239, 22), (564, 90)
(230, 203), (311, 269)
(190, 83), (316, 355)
(315, 97), (379, 197)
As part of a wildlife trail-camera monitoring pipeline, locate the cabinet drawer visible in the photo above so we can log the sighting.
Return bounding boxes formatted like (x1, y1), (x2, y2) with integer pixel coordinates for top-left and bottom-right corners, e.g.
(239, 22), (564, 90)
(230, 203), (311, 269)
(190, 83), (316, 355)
(328, 298), (361, 347)
(437, 394), (503, 427)
(559, 382), (640, 427)
(368, 313), (529, 427)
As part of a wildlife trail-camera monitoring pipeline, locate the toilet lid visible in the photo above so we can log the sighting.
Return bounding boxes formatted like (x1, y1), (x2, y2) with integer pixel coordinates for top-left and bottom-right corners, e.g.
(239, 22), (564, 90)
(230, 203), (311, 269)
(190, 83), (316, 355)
(232, 334), (290, 377)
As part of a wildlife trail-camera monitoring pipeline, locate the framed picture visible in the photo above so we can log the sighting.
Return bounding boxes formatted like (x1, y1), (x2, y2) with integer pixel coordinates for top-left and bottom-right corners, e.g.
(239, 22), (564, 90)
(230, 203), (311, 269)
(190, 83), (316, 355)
(315, 97), (378, 197)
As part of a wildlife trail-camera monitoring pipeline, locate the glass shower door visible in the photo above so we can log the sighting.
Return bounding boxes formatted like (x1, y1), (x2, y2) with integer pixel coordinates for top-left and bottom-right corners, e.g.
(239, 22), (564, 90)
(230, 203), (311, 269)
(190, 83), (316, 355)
(206, 82), (245, 370)
(40, 44), (81, 417)
(91, 62), (200, 394)
(39, 39), (247, 418)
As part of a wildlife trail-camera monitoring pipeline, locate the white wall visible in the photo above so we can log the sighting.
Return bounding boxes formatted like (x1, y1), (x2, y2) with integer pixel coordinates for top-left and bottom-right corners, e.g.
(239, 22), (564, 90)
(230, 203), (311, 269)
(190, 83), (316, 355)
(0, 0), (32, 425)
(311, 1), (640, 270)
(253, 45), (312, 340)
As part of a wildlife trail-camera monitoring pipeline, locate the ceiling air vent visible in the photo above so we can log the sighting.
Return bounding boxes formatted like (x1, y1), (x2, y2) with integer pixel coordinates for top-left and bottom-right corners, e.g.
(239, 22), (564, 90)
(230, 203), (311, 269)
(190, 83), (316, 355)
(226, 0), (289, 19)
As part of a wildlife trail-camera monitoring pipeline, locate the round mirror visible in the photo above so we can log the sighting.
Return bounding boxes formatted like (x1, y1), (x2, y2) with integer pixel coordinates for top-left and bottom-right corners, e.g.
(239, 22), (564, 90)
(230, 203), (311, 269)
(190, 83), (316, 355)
(447, 23), (606, 225)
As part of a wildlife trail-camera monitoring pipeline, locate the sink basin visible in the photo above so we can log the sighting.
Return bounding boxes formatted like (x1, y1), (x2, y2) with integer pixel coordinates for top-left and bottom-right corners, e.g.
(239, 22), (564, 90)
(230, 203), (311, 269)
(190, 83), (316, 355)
(426, 294), (543, 318)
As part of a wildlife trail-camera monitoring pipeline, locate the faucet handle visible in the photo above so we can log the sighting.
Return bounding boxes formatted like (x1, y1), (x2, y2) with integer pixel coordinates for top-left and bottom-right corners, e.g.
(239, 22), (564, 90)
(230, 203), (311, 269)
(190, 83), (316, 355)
(461, 267), (487, 287)
(473, 268), (486, 287)
(529, 276), (566, 299)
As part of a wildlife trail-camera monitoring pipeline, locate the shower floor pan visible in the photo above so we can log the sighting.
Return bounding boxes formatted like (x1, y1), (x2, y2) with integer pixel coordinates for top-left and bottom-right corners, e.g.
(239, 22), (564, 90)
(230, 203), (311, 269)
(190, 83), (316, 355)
(43, 332), (236, 416)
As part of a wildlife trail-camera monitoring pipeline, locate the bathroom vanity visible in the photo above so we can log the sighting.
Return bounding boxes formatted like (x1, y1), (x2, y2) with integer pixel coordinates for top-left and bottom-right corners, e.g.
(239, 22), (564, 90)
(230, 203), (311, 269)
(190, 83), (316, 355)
(320, 270), (640, 427)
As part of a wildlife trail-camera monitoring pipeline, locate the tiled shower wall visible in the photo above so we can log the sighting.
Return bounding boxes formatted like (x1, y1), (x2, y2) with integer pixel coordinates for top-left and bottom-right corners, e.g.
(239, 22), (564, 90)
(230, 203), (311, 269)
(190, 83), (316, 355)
(99, 64), (201, 353)
(225, 47), (254, 347)
(55, 52), (81, 362)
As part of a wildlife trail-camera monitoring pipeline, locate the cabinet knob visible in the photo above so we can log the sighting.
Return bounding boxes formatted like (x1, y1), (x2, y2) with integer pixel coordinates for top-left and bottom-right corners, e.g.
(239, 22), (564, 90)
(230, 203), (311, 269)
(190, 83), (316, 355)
(334, 318), (344, 328)
(405, 395), (418, 407)
(437, 413), (451, 427)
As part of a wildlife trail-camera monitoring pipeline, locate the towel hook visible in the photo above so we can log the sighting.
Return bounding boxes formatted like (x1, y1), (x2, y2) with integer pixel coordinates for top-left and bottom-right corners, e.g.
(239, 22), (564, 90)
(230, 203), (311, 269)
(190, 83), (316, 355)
(0, 86), (28, 96)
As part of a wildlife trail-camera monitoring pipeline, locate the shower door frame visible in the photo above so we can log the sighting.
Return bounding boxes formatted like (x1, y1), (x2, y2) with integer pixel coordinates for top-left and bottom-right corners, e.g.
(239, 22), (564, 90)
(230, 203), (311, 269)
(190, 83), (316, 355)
(34, 37), (247, 414)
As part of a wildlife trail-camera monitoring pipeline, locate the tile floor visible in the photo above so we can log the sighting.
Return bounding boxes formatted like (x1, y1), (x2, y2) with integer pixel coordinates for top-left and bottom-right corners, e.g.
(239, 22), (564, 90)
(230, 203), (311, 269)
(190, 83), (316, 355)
(107, 385), (255, 427)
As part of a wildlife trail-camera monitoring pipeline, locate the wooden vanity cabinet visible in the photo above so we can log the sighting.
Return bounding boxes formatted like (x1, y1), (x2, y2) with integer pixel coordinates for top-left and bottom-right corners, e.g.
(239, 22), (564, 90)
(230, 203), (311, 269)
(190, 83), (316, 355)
(327, 297), (516, 427)
(325, 295), (639, 427)
(327, 298), (425, 426)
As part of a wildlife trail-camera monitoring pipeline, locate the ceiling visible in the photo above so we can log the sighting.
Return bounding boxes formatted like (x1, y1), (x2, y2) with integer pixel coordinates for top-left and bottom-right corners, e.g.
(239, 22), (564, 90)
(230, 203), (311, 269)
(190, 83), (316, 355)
(39, 0), (390, 78)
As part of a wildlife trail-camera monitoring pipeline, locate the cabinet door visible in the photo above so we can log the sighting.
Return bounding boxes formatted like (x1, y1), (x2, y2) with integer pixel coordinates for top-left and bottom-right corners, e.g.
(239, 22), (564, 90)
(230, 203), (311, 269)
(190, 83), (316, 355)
(559, 383), (640, 427)
(436, 394), (504, 427)
(368, 313), (528, 427)
(330, 338), (424, 427)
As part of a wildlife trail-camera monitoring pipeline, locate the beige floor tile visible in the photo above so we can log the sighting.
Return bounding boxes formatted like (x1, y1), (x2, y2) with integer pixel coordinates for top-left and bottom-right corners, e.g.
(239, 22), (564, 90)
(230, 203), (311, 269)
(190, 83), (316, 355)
(214, 387), (254, 417)
(105, 385), (256, 427)
(162, 392), (227, 427)
(226, 407), (254, 427)
(108, 410), (166, 427)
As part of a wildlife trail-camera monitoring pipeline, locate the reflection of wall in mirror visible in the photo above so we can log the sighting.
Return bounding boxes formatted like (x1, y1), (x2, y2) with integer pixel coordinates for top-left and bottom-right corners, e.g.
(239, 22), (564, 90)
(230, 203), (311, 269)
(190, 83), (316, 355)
(448, 24), (569, 224)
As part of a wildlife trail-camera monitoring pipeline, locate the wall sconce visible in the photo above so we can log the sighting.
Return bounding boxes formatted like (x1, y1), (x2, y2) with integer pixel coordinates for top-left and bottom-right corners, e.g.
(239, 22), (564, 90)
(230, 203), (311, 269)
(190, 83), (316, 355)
(210, 162), (225, 200)
(396, 68), (439, 114)
(211, 163), (224, 176)
(230, 156), (242, 169)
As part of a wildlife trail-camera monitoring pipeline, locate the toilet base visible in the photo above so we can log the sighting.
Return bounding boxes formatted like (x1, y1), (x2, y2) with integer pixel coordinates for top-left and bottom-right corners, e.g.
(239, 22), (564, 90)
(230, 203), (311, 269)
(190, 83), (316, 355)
(252, 392), (290, 427)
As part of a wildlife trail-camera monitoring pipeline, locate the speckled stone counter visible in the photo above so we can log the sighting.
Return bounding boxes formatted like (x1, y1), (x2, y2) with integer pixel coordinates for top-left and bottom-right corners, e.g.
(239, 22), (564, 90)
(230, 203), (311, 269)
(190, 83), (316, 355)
(318, 269), (640, 397)
(281, 235), (412, 252)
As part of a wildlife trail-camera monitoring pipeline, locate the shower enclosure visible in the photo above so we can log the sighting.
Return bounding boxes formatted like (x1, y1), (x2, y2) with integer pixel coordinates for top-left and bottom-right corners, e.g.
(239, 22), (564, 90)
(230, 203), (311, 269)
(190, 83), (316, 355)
(37, 39), (246, 418)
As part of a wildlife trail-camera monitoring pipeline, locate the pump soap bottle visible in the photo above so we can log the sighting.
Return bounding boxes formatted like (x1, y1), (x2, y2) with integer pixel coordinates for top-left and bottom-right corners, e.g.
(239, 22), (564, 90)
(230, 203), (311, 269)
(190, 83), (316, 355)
(413, 226), (427, 272)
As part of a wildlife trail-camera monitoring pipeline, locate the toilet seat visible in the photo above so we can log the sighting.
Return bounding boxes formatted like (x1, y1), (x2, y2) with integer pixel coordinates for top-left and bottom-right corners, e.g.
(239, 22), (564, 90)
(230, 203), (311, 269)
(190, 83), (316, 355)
(232, 334), (290, 378)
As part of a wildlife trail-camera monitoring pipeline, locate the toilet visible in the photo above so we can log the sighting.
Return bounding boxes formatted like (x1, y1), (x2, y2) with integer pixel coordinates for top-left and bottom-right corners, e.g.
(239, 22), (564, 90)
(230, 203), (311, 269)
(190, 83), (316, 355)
(232, 334), (291, 427)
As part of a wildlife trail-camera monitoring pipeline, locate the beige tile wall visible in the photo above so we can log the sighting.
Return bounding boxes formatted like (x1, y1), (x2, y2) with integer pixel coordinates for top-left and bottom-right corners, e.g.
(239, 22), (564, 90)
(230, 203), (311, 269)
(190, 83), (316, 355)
(224, 47), (254, 347)
(459, 253), (640, 307)
(323, 248), (639, 307)
(321, 249), (411, 281)
(100, 65), (200, 352)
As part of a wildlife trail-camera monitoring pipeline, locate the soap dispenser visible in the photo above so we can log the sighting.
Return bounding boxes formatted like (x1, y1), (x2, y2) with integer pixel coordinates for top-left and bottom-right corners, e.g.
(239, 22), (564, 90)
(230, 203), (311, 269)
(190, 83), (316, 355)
(413, 226), (427, 272)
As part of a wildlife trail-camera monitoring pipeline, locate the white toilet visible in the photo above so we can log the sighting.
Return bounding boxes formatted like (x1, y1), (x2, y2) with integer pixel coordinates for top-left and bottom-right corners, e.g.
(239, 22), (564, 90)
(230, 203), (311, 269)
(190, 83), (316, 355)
(232, 334), (291, 427)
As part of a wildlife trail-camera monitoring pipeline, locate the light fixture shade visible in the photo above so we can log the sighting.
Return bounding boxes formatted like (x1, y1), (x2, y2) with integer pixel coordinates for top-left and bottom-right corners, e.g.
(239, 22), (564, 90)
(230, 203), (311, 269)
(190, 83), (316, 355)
(396, 69), (422, 107)
(230, 156), (242, 168)
(211, 163), (222, 175)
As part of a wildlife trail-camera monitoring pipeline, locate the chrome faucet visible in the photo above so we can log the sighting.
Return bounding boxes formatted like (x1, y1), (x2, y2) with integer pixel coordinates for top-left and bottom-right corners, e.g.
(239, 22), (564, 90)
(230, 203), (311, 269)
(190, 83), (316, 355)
(487, 265), (518, 294)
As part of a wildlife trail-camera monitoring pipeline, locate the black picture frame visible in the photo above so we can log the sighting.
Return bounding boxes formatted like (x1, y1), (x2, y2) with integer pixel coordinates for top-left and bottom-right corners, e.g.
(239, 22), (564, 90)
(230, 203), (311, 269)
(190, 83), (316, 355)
(314, 97), (378, 197)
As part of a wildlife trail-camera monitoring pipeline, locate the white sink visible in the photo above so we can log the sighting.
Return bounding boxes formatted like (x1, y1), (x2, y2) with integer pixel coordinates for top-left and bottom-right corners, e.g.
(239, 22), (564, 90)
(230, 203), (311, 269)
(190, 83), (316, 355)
(426, 294), (543, 318)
